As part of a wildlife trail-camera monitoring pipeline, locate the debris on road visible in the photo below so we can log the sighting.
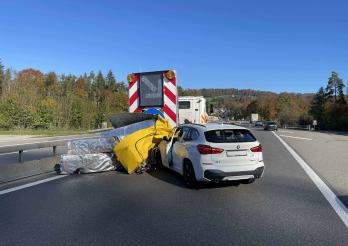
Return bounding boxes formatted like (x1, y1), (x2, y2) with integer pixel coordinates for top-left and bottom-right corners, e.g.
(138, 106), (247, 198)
(67, 137), (116, 155)
(107, 113), (156, 129)
(57, 136), (119, 174)
(114, 116), (172, 174)
(101, 119), (156, 140)
(59, 153), (115, 174)
(56, 113), (172, 175)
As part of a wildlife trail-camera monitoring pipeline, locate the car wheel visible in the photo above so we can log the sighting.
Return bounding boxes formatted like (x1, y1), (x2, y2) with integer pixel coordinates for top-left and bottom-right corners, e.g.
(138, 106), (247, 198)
(183, 160), (197, 189)
(155, 150), (163, 170)
(241, 178), (255, 184)
(54, 163), (61, 174)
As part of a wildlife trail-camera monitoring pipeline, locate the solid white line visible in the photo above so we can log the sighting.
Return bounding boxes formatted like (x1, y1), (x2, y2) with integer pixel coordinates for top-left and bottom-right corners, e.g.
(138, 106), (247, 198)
(0, 175), (67, 196)
(279, 135), (312, 141)
(272, 131), (348, 228)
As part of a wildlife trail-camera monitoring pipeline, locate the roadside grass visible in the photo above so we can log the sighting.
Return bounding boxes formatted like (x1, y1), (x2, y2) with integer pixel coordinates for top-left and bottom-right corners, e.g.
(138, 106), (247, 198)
(0, 128), (92, 137)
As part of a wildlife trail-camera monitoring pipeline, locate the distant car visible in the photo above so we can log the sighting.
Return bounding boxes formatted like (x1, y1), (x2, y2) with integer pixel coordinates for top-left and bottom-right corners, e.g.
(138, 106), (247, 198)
(255, 121), (263, 127)
(264, 121), (278, 131)
(157, 123), (265, 188)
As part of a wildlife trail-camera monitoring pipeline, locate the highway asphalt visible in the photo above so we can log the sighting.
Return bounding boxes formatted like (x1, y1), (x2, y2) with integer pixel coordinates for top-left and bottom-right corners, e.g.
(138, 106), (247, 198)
(0, 129), (347, 245)
(275, 128), (348, 207)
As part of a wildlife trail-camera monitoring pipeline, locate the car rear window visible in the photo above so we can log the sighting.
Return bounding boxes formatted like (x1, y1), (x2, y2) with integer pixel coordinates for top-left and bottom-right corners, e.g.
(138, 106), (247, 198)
(204, 129), (256, 143)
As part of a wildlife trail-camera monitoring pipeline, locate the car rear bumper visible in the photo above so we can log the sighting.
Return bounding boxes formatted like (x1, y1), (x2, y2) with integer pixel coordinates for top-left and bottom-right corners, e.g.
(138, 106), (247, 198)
(204, 166), (264, 181)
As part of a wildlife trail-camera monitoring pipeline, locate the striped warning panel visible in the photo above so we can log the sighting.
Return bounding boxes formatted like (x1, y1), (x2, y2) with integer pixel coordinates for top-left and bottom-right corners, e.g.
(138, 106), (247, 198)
(163, 73), (177, 127)
(128, 71), (178, 127)
(129, 74), (140, 113)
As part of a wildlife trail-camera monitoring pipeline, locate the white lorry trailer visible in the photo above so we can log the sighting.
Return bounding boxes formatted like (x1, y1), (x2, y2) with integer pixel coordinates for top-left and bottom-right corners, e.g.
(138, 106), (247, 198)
(178, 96), (208, 124)
(251, 113), (259, 123)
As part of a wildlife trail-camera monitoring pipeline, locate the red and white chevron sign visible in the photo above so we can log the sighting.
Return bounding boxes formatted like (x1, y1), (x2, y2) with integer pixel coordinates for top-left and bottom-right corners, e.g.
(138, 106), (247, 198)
(128, 70), (178, 126)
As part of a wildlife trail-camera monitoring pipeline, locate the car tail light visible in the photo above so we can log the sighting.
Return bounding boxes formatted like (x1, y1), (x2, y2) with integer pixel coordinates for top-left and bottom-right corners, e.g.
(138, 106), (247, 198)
(197, 144), (224, 154)
(250, 144), (262, 152)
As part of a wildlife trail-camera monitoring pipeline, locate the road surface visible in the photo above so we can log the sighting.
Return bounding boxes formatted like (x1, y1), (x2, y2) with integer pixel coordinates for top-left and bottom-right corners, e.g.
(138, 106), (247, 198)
(275, 128), (348, 207)
(0, 129), (347, 245)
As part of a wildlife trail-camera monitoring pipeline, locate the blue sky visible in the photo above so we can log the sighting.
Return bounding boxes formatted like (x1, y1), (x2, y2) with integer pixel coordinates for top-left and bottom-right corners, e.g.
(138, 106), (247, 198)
(0, 0), (348, 93)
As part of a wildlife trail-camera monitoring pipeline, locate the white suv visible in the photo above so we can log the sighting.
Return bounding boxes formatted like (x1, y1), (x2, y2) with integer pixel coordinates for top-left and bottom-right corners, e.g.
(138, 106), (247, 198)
(157, 123), (265, 188)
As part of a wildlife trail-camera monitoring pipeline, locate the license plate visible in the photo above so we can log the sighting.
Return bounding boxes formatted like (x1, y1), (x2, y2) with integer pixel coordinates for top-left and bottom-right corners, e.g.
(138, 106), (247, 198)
(226, 150), (247, 157)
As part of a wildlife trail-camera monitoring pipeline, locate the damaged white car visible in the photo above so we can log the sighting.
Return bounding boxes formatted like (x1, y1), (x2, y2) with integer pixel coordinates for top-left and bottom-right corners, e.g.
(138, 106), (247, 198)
(157, 123), (265, 188)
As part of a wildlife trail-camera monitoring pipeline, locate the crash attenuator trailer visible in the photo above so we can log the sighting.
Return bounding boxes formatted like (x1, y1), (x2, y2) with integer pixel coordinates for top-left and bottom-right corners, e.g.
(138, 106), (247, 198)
(127, 70), (178, 127)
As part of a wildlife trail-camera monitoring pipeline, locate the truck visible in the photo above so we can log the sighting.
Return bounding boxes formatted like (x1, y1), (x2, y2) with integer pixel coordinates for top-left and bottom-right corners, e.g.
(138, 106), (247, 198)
(251, 113), (259, 123)
(128, 70), (178, 127)
(178, 96), (208, 124)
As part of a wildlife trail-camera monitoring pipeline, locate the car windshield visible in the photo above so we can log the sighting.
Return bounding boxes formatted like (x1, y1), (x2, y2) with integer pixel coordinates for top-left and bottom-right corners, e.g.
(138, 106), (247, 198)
(204, 129), (256, 143)
(268, 122), (276, 125)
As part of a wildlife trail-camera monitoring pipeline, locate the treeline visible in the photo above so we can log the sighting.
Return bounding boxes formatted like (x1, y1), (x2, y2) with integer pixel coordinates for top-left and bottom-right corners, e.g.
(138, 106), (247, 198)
(179, 86), (314, 126)
(1, 57), (347, 131)
(179, 72), (348, 130)
(0, 59), (128, 130)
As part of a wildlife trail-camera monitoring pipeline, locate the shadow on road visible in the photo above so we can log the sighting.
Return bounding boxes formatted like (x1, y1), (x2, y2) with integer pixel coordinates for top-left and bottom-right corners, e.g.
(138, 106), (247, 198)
(316, 130), (348, 137)
(147, 167), (241, 189)
(338, 196), (348, 208)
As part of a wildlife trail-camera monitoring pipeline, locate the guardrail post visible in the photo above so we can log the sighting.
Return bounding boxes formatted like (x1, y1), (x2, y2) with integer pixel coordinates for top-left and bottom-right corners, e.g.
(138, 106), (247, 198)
(53, 146), (56, 156)
(19, 150), (23, 163)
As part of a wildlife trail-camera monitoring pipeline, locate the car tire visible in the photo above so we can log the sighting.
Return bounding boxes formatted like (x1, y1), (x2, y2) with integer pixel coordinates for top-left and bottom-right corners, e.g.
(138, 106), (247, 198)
(154, 150), (163, 170)
(183, 160), (197, 189)
(241, 178), (255, 184)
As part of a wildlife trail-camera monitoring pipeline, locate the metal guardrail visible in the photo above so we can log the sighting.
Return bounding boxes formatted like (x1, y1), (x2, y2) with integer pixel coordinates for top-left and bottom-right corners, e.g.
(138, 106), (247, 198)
(282, 124), (313, 131)
(87, 127), (113, 133)
(0, 140), (68, 163)
(0, 136), (101, 163)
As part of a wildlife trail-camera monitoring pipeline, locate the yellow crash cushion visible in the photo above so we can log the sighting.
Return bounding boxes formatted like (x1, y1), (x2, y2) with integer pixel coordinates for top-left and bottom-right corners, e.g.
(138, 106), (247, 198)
(114, 116), (173, 174)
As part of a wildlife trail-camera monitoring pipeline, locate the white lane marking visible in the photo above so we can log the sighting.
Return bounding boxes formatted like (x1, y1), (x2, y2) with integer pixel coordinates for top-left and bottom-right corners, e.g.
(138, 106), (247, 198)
(0, 175), (67, 195)
(280, 130), (294, 134)
(272, 131), (348, 228)
(279, 135), (312, 141)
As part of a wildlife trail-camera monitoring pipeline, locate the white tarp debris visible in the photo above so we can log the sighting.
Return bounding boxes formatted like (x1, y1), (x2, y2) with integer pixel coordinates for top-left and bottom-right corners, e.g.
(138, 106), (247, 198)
(57, 118), (156, 175)
(101, 119), (155, 140)
(60, 153), (115, 174)
(67, 137), (116, 155)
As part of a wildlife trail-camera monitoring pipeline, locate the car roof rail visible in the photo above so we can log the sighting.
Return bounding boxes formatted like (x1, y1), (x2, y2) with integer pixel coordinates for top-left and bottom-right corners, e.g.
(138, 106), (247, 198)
(181, 123), (207, 128)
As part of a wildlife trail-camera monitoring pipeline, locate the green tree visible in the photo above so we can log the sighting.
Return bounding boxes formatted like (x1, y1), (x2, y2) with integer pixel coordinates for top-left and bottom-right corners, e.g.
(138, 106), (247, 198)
(94, 71), (106, 127)
(325, 71), (346, 104)
(106, 70), (116, 90)
(70, 100), (83, 128)
(0, 59), (4, 97)
(34, 98), (56, 128)
(310, 87), (326, 128)
(44, 72), (58, 96)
